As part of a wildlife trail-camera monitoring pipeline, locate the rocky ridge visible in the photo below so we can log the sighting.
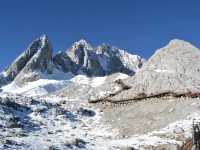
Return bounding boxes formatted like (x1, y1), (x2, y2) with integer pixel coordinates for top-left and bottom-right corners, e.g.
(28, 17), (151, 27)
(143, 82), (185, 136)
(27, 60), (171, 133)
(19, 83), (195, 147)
(0, 35), (144, 87)
(89, 39), (200, 103)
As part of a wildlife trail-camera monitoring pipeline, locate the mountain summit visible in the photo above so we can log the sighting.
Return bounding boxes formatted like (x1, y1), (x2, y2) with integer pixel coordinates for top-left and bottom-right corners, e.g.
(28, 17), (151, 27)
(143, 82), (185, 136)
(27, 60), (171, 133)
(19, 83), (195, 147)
(145, 39), (200, 75)
(54, 39), (144, 76)
(91, 39), (200, 103)
(0, 35), (53, 85)
(0, 35), (144, 86)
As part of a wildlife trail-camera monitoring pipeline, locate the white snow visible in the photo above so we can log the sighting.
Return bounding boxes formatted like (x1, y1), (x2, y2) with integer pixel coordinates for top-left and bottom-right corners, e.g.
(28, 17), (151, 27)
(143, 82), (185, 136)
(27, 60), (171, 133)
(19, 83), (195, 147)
(11, 95), (113, 149)
(118, 49), (142, 71)
(91, 77), (106, 87)
(40, 34), (48, 46)
(70, 73), (128, 87)
(154, 69), (170, 73)
(2, 72), (129, 97)
(115, 73), (129, 80)
(2, 79), (70, 96)
(71, 39), (93, 51)
(1, 70), (74, 96)
(70, 75), (90, 85)
(1, 75), (200, 149)
(69, 75), (106, 87)
(1, 71), (7, 77)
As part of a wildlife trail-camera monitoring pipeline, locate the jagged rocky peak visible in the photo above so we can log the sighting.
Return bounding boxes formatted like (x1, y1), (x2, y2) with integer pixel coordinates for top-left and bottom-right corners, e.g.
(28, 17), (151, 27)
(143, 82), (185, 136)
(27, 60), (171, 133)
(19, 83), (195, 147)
(22, 35), (53, 72)
(95, 44), (144, 75)
(67, 39), (92, 65)
(14, 35), (53, 84)
(53, 51), (75, 73)
(53, 38), (144, 76)
(64, 39), (105, 76)
(1, 35), (53, 85)
(4, 35), (52, 82)
(25, 34), (51, 57)
(40, 34), (49, 44)
(0, 36), (144, 87)
(69, 39), (93, 55)
(96, 44), (112, 54)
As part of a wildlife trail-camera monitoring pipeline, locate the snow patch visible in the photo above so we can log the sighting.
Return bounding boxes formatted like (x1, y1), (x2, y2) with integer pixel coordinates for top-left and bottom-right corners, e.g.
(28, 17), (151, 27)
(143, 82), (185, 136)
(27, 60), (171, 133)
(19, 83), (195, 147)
(1, 71), (7, 77)
(115, 73), (129, 80)
(2, 79), (70, 96)
(70, 75), (106, 87)
(118, 49), (142, 71)
(154, 69), (170, 73)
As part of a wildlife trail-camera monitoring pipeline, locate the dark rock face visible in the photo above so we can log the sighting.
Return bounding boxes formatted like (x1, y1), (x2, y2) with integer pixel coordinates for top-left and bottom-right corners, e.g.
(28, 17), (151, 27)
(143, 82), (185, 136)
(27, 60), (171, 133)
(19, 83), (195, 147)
(13, 35), (53, 85)
(65, 39), (105, 76)
(0, 75), (7, 87)
(53, 51), (75, 73)
(96, 45), (137, 75)
(77, 107), (96, 117)
(6, 35), (52, 81)
(22, 35), (53, 73)
(54, 39), (144, 76)
(0, 35), (53, 86)
(65, 138), (87, 149)
(5, 42), (38, 81)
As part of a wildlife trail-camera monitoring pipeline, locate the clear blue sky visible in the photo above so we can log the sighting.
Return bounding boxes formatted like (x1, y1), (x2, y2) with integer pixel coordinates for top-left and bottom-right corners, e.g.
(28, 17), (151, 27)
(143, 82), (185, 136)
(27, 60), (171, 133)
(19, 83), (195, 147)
(0, 0), (200, 71)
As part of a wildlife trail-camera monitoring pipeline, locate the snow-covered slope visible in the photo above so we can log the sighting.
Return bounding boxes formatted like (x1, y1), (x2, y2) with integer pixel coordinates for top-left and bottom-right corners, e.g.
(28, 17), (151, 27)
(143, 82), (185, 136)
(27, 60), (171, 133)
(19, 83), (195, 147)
(2, 73), (129, 97)
(2, 79), (70, 96)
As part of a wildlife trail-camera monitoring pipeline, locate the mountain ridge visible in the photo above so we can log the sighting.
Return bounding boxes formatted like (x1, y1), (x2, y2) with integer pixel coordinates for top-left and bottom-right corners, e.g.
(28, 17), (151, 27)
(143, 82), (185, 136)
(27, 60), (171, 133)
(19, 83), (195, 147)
(0, 35), (144, 87)
(89, 39), (200, 103)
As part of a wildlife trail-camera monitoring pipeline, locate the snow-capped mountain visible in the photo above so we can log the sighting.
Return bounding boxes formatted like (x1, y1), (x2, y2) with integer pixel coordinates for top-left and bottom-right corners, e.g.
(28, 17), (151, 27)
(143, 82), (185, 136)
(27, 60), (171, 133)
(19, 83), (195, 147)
(0, 35), (144, 149)
(1, 35), (53, 86)
(54, 39), (144, 76)
(1, 37), (200, 149)
(0, 35), (144, 87)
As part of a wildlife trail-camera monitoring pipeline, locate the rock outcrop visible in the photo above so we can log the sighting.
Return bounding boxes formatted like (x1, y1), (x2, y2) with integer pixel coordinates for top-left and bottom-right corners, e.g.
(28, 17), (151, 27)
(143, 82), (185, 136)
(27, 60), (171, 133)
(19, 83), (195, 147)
(54, 39), (144, 76)
(54, 39), (105, 76)
(14, 35), (53, 84)
(0, 35), (53, 86)
(90, 39), (200, 103)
